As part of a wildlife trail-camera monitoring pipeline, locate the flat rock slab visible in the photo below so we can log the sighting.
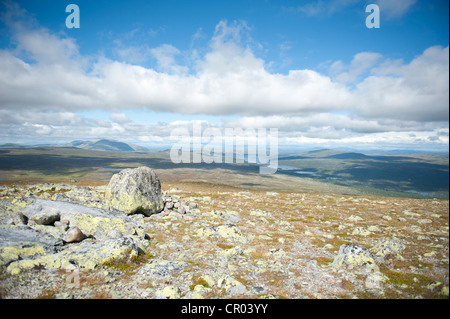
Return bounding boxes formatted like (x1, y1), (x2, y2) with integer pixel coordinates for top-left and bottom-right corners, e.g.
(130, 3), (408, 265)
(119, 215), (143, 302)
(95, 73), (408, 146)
(6, 236), (141, 274)
(0, 225), (63, 248)
(0, 225), (62, 267)
(24, 198), (146, 241)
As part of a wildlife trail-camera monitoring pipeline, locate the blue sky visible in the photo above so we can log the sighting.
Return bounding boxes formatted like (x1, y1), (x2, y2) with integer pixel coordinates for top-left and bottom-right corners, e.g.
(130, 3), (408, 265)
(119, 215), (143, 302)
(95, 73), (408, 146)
(0, 0), (448, 151)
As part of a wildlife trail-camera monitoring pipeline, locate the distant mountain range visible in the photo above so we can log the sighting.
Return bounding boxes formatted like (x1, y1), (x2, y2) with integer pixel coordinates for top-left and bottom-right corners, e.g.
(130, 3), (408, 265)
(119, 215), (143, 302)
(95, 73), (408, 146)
(64, 139), (148, 152)
(0, 139), (148, 152)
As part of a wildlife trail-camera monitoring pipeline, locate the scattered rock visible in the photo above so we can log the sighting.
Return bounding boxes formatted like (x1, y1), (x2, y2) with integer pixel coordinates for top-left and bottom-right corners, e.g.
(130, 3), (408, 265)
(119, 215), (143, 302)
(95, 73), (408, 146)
(418, 218), (432, 225)
(26, 199), (146, 242)
(156, 286), (182, 299)
(165, 201), (174, 210)
(190, 284), (211, 299)
(105, 166), (164, 216)
(12, 212), (28, 225)
(198, 223), (246, 242)
(138, 259), (188, 278)
(0, 225), (63, 254)
(219, 246), (245, 260)
(351, 227), (372, 236)
(348, 215), (363, 222)
(217, 275), (247, 297)
(332, 244), (377, 268)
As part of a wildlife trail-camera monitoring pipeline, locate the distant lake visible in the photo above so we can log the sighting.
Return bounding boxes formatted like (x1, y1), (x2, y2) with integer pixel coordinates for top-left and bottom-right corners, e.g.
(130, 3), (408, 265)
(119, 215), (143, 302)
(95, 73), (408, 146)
(404, 190), (441, 198)
(278, 165), (322, 177)
(98, 168), (130, 172)
(294, 170), (321, 177)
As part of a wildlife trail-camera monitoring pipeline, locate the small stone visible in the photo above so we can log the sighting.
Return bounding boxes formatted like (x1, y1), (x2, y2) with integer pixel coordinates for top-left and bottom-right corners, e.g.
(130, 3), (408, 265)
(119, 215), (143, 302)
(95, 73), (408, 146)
(63, 226), (87, 243)
(165, 201), (174, 209)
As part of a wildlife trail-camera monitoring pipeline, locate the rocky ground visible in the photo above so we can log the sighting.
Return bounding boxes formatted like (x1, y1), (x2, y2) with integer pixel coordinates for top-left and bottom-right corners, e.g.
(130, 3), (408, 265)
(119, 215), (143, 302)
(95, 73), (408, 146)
(0, 181), (448, 299)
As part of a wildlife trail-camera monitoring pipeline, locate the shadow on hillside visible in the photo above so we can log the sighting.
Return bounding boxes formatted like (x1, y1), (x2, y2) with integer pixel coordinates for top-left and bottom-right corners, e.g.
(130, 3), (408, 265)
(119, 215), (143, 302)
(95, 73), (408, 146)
(0, 151), (261, 176)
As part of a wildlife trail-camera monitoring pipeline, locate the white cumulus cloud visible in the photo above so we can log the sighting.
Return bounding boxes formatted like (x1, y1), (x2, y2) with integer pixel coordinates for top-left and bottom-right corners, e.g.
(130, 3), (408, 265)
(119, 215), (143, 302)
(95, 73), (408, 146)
(0, 3), (448, 151)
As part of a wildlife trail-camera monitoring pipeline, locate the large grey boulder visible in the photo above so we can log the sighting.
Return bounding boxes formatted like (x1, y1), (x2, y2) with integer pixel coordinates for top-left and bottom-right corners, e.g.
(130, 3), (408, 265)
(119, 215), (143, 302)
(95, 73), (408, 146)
(105, 167), (164, 216)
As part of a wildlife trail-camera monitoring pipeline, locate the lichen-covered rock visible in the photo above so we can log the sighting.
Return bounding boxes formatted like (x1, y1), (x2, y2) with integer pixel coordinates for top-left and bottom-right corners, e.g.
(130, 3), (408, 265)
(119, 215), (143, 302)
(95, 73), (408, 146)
(6, 236), (140, 274)
(0, 224), (63, 247)
(0, 243), (46, 268)
(156, 286), (182, 299)
(217, 275), (247, 297)
(197, 223), (246, 243)
(137, 259), (188, 278)
(24, 205), (60, 225)
(25, 199), (146, 242)
(105, 167), (164, 216)
(0, 224), (62, 268)
(351, 227), (372, 236)
(332, 244), (377, 268)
